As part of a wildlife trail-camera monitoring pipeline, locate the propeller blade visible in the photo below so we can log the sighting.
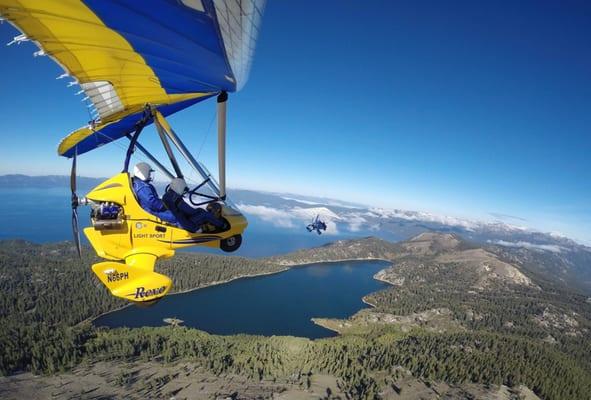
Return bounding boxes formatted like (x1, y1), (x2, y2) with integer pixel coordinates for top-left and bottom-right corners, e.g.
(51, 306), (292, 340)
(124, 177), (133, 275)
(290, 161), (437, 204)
(72, 208), (81, 257)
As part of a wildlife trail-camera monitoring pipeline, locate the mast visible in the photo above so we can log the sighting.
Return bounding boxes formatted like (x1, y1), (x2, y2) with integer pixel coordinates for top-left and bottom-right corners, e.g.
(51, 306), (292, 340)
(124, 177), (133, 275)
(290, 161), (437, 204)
(217, 91), (228, 199)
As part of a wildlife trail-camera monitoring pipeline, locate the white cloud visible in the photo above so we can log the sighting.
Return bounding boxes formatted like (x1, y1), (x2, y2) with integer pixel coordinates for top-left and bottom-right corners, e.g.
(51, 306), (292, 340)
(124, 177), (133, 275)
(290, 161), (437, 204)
(238, 200), (583, 247)
(549, 231), (567, 239)
(369, 207), (480, 230)
(280, 197), (323, 206)
(343, 213), (367, 232)
(490, 240), (564, 253)
(368, 207), (537, 234)
(280, 196), (362, 209)
(237, 204), (296, 228)
(236, 204), (343, 234)
(290, 206), (340, 221)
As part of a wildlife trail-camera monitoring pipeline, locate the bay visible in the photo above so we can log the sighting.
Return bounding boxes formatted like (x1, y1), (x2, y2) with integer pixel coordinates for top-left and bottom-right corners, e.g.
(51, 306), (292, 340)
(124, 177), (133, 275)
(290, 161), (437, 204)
(94, 260), (391, 338)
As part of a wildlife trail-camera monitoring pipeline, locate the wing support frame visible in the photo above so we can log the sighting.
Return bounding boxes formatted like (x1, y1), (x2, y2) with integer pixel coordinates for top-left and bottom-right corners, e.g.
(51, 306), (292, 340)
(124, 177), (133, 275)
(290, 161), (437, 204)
(122, 103), (231, 206)
(154, 116), (184, 179)
(123, 106), (151, 174)
(125, 135), (176, 180)
(152, 107), (224, 203)
(217, 91), (227, 199)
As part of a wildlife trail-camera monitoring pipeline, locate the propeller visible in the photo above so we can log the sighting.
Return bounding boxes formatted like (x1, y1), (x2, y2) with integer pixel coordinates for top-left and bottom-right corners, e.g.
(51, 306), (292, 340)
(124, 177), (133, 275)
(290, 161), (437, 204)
(70, 152), (82, 257)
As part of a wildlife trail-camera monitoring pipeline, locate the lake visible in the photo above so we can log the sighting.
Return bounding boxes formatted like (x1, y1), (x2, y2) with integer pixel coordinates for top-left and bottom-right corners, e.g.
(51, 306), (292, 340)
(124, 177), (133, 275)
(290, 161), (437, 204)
(94, 260), (391, 338)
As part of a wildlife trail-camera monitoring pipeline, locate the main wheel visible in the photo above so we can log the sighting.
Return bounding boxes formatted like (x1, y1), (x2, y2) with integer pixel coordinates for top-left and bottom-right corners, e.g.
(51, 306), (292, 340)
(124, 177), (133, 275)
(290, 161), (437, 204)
(220, 234), (242, 252)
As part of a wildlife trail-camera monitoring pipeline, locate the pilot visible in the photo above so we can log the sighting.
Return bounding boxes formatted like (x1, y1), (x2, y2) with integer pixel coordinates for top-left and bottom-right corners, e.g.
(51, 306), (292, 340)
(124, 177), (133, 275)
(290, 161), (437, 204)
(132, 162), (177, 224)
(163, 178), (225, 233)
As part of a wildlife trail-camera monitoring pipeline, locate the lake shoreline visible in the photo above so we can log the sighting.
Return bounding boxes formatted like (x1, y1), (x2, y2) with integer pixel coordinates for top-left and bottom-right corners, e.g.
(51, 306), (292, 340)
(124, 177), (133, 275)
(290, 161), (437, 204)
(89, 266), (291, 324)
(310, 261), (395, 334)
(91, 257), (394, 335)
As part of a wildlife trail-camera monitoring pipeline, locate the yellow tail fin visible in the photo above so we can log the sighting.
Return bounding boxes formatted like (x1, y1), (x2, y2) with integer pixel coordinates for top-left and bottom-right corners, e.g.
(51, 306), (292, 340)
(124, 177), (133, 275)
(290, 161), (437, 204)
(92, 260), (172, 303)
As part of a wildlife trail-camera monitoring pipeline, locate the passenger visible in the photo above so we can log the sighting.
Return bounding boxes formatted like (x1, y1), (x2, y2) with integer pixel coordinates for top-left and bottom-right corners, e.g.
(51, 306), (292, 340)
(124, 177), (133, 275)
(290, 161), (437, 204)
(131, 162), (177, 224)
(162, 178), (225, 233)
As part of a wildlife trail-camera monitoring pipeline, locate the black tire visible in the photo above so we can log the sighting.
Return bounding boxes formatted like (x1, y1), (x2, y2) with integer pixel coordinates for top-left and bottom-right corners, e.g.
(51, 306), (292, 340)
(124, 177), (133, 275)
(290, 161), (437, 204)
(220, 234), (242, 252)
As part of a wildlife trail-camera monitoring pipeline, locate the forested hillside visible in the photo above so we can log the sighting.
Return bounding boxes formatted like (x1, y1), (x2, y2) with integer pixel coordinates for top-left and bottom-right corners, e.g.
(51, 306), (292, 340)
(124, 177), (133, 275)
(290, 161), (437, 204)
(1, 234), (591, 399)
(0, 240), (282, 375)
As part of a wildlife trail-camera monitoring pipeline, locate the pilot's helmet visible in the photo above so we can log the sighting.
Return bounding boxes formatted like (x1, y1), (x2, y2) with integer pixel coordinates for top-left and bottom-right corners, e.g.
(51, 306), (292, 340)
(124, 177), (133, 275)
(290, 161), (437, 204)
(170, 178), (188, 195)
(133, 162), (154, 182)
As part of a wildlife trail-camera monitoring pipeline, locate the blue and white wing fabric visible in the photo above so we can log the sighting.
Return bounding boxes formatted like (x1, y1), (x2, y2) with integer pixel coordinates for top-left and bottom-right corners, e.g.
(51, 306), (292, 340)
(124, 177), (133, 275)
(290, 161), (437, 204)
(0, 0), (265, 157)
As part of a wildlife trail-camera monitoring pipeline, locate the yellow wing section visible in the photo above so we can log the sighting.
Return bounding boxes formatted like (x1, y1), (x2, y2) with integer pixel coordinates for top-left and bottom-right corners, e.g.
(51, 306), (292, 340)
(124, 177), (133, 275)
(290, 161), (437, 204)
(1, 1), (208, 120)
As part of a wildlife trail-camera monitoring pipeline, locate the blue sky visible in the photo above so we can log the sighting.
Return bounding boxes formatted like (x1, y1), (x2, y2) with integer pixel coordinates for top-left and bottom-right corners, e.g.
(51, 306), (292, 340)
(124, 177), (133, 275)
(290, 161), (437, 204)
(0, 1), (590, 242)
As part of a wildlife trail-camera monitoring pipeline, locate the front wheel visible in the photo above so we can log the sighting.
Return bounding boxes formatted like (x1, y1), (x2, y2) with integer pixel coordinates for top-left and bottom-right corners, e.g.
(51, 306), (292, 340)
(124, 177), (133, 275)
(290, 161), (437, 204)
(220, 234), (242, 252)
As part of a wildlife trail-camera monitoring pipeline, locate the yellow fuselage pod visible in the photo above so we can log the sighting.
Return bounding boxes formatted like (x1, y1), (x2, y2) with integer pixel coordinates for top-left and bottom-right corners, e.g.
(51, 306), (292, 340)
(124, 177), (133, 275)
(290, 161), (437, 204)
(83, 173), (248, 303)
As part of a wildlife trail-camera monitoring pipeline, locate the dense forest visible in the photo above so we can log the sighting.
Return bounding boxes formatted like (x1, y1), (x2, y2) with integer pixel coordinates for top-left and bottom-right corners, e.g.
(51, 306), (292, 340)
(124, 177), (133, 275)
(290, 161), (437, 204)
(0, 240), (282, 375)
(1, 237), (591, 399)
(51, 327), (591, 399)
(366, 260), (591, 373)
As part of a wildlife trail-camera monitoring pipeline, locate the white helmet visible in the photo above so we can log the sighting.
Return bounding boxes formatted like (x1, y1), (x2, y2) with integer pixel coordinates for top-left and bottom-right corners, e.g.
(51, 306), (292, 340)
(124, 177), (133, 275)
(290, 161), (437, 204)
(133, 162), (154, 181)
(169, 178), (188, 195)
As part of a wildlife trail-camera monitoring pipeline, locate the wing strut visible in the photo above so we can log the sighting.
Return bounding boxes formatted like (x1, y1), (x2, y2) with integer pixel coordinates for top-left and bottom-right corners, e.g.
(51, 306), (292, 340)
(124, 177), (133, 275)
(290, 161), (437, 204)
(154, 116), (184, 179)
(125, 135), (175, 180)
(121, 107), (175, 180)
(217, 91), (228, 199)
(123, 107), (151, 173)
(153, 109), (222, 198)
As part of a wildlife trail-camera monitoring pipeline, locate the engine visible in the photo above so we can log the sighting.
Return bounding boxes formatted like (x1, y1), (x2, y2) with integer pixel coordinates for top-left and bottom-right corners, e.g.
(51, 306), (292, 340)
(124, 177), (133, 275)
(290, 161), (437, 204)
(91, 202), (124, 230)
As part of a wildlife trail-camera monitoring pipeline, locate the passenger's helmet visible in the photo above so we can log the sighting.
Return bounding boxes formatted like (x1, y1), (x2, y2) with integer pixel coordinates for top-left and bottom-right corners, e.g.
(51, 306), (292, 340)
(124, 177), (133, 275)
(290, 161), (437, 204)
(169, 178), (188, 195)
(133, 162), (154, 181)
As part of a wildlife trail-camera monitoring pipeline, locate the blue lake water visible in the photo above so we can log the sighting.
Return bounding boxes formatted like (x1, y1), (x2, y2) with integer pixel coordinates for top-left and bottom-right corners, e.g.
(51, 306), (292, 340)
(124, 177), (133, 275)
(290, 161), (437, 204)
(94, 260), (391, 338)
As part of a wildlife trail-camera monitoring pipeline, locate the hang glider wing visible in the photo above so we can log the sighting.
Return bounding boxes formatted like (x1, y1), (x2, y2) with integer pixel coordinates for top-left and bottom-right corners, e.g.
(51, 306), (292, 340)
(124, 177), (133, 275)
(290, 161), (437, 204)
(0, 0), (265, 157)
